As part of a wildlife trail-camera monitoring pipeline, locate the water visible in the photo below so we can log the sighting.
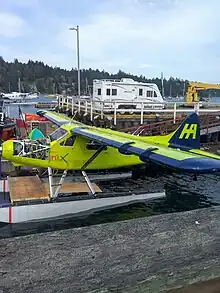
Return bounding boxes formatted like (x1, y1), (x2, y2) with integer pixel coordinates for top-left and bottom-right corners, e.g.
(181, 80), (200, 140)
(6, 95), (55, 119)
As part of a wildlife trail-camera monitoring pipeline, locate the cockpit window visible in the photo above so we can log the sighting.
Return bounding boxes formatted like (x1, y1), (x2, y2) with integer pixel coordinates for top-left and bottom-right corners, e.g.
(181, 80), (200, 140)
(13, 141), (23, 155)
(60, 136), (76, 146)
(49, 128), (68, 142)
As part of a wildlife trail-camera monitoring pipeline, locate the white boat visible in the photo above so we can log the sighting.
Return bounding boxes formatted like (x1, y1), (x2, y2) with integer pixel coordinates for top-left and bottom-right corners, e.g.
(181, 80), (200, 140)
(92, 78), (165, 110)
(2, 92), (39, 101)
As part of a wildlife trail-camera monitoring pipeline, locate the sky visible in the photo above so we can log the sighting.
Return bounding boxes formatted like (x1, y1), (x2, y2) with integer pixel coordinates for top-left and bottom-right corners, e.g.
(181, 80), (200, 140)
(0, 0), (220, 82)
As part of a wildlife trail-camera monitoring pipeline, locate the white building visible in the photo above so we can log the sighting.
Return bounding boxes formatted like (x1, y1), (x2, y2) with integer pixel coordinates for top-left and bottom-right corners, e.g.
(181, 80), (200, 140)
(92, 78), (165, 110)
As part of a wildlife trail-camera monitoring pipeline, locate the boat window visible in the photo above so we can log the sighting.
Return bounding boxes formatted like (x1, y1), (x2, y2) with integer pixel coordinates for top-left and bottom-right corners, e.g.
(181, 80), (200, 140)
(154, 91), (157, 97)
(106, 88), (111, 96)
(49, 128), (68, 142)
(146, 90), (153, 97)
(86, 141), (107, 150)
(139, 89), (143, 96)
(98, 88), (101, 95)
(60, 136), (76, 146)
(112, 89), (117, 96)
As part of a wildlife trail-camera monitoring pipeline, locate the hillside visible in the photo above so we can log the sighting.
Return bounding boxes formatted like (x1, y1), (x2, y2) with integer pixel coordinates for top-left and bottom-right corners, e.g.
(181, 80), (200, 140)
(0, 57), (186, 96)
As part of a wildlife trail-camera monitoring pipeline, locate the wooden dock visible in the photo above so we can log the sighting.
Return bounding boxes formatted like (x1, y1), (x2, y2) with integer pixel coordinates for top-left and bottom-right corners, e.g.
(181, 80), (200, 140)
(8, 176), (49, 203)
(7, 176), (102, 203)
(1, 206), (220, 292)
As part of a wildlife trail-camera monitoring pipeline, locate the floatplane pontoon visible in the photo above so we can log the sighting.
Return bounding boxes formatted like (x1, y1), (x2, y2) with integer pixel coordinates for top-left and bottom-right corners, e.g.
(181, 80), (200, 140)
(1, 110), (220, 224)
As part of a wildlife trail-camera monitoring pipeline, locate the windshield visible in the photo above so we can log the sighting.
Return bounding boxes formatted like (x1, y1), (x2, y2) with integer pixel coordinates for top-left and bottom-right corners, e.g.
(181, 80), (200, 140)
(49, 128), (68, 142)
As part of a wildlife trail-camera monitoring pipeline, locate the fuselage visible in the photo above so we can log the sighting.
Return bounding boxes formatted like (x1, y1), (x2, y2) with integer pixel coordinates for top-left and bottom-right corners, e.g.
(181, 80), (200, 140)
(1, 124), (142, 170)
(2, 122), (220, 171)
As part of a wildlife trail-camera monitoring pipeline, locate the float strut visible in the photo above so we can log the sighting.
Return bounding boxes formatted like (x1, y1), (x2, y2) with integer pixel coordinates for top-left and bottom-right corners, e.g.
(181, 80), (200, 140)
(82, 171), (96, 196)
(53, 170), (68, 198)
(48, 167), (54, 198)
(80, 145), (106, 197)
(48, 168), (68, 199)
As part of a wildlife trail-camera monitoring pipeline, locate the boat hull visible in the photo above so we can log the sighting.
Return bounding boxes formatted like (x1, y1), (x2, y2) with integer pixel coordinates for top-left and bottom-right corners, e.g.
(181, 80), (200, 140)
(0, 123), (16, 141)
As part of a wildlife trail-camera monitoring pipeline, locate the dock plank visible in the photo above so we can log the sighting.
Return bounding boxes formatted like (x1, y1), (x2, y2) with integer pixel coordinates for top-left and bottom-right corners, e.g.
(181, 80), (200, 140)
(8, 176), (49, 203)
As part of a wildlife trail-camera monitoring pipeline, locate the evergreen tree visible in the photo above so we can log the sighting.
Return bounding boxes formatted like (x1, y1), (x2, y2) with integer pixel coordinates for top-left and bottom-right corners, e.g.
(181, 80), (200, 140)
(0, 57), (211, 97)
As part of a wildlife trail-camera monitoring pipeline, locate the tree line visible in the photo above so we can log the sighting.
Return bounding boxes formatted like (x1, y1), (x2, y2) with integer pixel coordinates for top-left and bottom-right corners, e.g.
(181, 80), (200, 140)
(0, 56), (193, 97)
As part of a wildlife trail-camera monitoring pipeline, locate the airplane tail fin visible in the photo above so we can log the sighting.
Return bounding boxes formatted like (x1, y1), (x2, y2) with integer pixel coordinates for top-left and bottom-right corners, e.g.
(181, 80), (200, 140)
(168, 112), (200, 150)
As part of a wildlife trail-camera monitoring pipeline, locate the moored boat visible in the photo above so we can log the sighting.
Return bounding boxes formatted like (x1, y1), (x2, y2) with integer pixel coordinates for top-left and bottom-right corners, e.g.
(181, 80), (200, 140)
(0, 95), (16, 141)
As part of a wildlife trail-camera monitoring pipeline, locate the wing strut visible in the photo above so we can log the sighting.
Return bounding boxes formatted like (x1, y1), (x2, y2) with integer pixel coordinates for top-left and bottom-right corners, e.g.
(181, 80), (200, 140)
(81, 145), (106, 170)
(81, 145), (107, 197)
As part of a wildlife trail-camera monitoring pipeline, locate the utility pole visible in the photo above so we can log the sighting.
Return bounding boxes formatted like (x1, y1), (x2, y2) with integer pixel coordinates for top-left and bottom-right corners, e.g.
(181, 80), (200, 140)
(161, 72), (164, 98)
(69, 25), (80, 99)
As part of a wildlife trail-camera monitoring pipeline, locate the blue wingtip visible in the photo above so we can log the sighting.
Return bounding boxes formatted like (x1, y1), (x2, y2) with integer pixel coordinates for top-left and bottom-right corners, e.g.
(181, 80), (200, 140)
(148, 153), (220, 174)
(177, 157), (220, 174)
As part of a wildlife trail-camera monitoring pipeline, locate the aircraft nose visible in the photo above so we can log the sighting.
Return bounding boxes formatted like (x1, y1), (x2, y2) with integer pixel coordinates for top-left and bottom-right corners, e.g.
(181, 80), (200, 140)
(1, 140), (14, 160)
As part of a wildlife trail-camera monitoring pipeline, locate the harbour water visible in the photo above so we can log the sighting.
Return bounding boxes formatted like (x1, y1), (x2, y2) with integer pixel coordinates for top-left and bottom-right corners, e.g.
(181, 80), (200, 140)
(6, 95), (55, 119)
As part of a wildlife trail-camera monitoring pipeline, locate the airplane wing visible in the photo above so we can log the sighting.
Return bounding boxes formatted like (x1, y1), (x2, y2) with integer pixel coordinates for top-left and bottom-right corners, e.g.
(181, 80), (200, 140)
(71, 127), (220, 174)
(37, 110), (83, 127)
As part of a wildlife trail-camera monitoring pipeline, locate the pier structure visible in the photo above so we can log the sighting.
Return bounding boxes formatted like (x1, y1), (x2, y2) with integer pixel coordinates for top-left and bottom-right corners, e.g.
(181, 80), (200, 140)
(54, 96), (220, 144)
(56, 96), (220, 127)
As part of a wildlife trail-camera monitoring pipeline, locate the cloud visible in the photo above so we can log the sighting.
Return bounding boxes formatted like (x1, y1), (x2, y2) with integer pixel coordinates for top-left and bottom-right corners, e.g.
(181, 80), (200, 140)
(56, 0), (220, 80)
(1, 0), (220, 82)
(140, 64), (153, 69)
(0, 12), (27, 38)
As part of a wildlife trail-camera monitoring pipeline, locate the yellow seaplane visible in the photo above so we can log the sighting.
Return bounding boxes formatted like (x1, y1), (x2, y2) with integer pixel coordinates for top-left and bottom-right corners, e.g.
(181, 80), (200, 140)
(1, 110), (220, 196)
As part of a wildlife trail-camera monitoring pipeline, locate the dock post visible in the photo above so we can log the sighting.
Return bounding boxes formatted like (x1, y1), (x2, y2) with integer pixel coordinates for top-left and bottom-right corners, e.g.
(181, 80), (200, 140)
(71, 98), (74, 115)
(173, 103), (176, 124)
(101, 102), (104, 119)
(194, 102), (200, 115)
(114, 102), (117, 125)
(85, 101), (88, 115)
(141, 102), (144, 125)
(90, 101), (93, 121)
(66, 97), (68, 110)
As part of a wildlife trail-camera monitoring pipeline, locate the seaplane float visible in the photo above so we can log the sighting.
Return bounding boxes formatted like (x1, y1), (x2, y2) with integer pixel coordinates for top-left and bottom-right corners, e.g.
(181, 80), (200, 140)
(0, 110), (220, 224)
